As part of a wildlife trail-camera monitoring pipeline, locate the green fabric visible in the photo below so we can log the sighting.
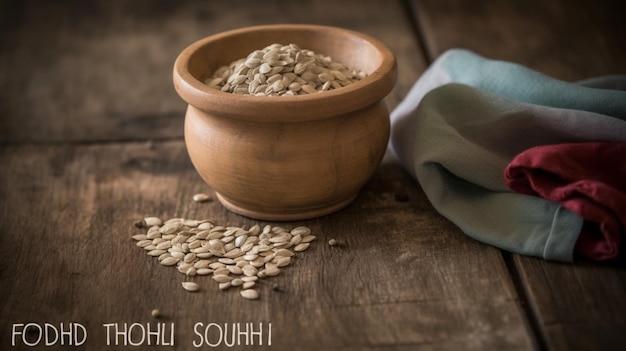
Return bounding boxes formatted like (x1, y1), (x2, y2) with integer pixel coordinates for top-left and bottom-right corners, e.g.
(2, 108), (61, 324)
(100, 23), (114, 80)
(390, 49), (626, 262)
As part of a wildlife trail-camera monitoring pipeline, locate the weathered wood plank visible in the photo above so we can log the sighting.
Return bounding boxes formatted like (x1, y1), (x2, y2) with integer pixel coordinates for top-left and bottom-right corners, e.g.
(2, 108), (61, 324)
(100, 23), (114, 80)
(0, 143), (534, 350)
(411, 0), (626, 81)
(409, 1), (626, 350)
(513, 257), (626, 351)
(0, 0), (424, 144)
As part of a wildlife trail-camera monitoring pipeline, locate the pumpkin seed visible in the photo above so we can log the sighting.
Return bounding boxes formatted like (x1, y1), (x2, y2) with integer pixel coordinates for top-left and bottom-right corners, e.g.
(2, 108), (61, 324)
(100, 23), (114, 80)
(160, 257), (179, 266)
(294, 243), (310, 252)
(133, 218), (315, 299)
(240, 289), (259, 300)
(212, 274), (233, 283)
(144, 217), (162, 227)
(182, 282), (199, 292)
(205, 43), (365, 96)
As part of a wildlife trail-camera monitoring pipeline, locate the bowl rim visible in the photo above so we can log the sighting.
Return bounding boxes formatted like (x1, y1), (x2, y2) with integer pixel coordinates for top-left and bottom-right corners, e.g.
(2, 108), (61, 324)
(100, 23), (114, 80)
(173, 23), (397, 122)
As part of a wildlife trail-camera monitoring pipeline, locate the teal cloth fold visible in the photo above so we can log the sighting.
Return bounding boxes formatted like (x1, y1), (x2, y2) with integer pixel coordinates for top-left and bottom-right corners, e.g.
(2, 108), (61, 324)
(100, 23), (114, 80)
(390, 49), (626, 262)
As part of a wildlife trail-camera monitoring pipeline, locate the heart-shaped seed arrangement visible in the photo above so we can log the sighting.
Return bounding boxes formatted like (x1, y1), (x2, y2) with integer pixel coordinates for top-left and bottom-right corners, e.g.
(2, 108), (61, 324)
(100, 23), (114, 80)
(131, 217), (315, 300)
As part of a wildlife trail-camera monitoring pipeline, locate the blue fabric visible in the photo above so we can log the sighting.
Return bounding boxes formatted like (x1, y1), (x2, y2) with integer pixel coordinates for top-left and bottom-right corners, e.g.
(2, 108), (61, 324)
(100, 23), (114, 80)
(390, 49), (626, 262)
(441, 50), (626, 119)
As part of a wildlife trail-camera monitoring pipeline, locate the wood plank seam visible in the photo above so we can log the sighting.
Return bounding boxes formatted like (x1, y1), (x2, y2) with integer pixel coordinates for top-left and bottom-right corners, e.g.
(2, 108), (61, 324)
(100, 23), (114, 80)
(502, 251), (548, 351)
(399, 0), (432, 64)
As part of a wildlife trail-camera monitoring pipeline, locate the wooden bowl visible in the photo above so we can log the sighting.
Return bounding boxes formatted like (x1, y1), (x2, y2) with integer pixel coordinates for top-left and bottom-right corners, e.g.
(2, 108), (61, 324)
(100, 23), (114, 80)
(173, 24), (396, 220)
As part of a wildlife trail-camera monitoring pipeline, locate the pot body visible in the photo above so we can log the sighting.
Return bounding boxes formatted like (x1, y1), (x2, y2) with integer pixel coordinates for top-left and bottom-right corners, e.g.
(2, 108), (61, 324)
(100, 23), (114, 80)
(174, 24), (397, 220)
(184, 101), (390, 220)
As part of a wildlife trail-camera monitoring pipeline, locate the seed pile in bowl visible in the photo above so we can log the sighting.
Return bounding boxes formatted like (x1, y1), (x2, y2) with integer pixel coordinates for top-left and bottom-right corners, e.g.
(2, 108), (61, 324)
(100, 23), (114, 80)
(132, 216), (315, 300)
(205, 43), (367, 96)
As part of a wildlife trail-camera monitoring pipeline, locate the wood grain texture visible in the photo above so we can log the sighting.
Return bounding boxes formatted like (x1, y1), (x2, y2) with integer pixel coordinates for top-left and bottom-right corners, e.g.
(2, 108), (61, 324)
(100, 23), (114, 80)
(513, 256), (626, 351)
(410, 0), (626, 81)
(0, 0), (424, 144)
(0, 144), (533, 350)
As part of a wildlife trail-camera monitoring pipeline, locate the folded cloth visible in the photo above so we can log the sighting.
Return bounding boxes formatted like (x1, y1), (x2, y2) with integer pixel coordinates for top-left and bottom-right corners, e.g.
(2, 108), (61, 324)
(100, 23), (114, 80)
(505, 142), (626, 260)
(390, 49), (626, 262)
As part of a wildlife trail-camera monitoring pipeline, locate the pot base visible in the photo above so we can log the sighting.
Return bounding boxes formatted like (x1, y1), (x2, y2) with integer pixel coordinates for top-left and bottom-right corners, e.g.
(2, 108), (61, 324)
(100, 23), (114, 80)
(215, 192), (358, 221)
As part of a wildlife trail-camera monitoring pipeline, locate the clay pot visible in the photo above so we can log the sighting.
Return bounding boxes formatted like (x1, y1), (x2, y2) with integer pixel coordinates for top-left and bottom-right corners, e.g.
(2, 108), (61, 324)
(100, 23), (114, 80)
(173, 24), (396, 220)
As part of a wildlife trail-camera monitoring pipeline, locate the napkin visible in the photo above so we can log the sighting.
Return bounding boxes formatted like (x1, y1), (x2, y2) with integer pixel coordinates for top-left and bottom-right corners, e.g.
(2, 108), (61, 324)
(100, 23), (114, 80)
(505, 142), (626, 260)
(390, 49), (626, 262)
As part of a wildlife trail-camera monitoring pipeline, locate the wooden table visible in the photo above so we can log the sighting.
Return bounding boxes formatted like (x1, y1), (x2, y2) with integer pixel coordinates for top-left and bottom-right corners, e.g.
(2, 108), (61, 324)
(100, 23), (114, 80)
(1, 1), (625, 350)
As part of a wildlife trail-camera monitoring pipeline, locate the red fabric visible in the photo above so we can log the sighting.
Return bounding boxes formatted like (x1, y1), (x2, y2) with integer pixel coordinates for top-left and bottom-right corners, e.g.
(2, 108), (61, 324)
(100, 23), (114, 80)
(504, 142), (626, 261)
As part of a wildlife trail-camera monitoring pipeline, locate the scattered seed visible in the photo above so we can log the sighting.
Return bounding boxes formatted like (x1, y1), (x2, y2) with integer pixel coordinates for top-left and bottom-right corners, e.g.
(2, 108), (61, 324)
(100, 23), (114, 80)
(148, 249), (167, 256)
(182, 282), (199, 292)
(146, 231), (161, 240)
(240, 242), (254, 252)
(243, 253), (259, 261)
(328, 238), (338, 246)
(240, 289), (259, 300)
(133, 219), (315, 299)
(221, 236), (235, 244)
(144, 217), (162, 227)
(159, 222), (182, 235)
(132, 234), (148, 241)
(234, 235), (248, 248)
(274, 249), (294, 257)
(301, 235), (317, 243)
(193, 260), (212, 269)
(276, 256), (291, 267)
(269, 233), (291, 243)
(243, 265), (258, 277)
(196, 268), (212, 275)
(291, 226), (311, 236)
(151, 309), (161, 318)
(213, 267), (230, 276)
(184, 253), (197, 263)
(227, 265), (243, 275)
(193, 193), (212, 203)
(156, 241), (172, 250)
(171, 251), (185, 260)
(218, 258), (235, 265)
(160, 257), (179, 266)
(212, 274), (233, 283)
(152, 238), (166, 245)
(136, 239), (152, 248)
(294, 243), (311, 252)
(250, 257), (265, 268)
(249, 225), (261, 236)
(264, 265), (281, 277)
(224, 248), (243, 258)
(289, 234), (302, 246)
(209, 262), (226, 270)
(198, 222), (213, 230)
(178, 262), (193, 273)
